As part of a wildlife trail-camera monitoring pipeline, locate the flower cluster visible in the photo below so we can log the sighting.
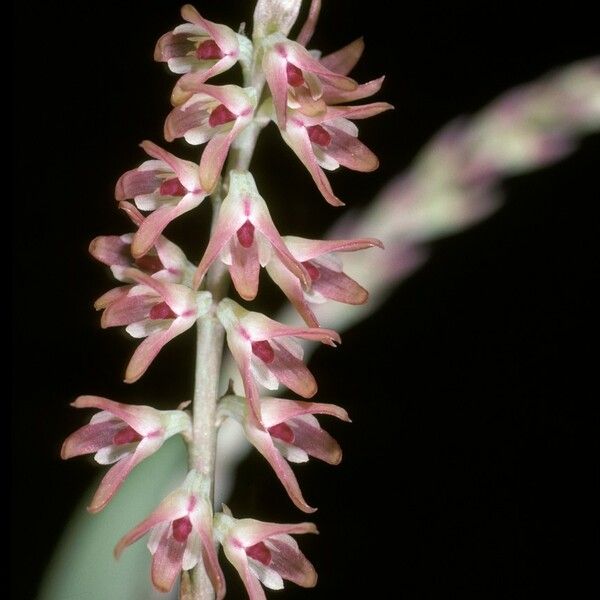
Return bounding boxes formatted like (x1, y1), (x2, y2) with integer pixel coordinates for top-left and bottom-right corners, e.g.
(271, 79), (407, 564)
(63, 1), (389, 598)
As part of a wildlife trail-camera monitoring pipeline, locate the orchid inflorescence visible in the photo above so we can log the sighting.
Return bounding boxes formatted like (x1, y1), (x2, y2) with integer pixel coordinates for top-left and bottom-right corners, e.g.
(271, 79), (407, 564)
(62, 1), (391, 598)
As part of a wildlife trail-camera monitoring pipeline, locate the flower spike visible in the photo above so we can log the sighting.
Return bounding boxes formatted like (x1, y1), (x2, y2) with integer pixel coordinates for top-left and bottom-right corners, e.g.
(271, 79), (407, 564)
(215, 510), (317, 600)
(61, 396), (191, 513)
(115, 470), (225, 597)
(192, 171), (309, 300)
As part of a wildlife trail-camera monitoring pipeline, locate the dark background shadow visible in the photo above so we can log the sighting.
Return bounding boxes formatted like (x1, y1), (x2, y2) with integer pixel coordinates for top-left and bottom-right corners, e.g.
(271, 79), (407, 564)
(12, 1), (598, 598)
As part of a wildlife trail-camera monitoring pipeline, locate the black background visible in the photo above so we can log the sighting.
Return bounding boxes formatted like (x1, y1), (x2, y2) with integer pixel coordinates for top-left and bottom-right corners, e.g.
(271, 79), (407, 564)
(12, 1), (598, 598)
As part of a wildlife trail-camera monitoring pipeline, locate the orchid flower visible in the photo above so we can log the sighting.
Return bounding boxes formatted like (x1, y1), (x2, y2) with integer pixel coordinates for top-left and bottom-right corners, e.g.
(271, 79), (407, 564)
(61, 395), (191, 513)
(215, 509), (317, 600)
(266, 235), (383, 327)
(192, 171), (309, 300)
(155, 4), (244, 82)
(115, 140), (207, 257)
(261, 34), (357, 129)
(115, 470), (225, 596)
(280, 101), (393, 206)
(98, 268), (211, 383)
(217, 298), (340, 417)
(90, 202), (192, 285)
(164, 83), (257, 192)
(218, 394), (350, 512)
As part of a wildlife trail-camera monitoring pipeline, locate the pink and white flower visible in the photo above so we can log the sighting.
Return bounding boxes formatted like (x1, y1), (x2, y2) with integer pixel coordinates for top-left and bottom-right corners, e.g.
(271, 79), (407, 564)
(164, 83), (256, 192)
(115, 140), (207, 257)
(155, 4), (243, 79)
(61, 395), (191, 513)
(90, 201), (192, 285)
(115, 470), (225, 596)
(215, 509), (317, 600)
(217, 298), (340, 418)
(266, 235), (383, 327)
(281, 101), (393, 206)
(192, 171), (309, 300)
(262, 34), (358, 129)
(98, 268), (210, 383)
(218, 394), (350, 512)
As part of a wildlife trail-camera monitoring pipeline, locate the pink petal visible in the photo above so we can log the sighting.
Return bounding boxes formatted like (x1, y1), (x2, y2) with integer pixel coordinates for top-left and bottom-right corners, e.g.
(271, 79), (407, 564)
(323, 126), (380, 172)
(232, 518), (318, 547)
(324, 101), (394, 121)
(151, 528), (187, 593)
(115, 168), (162, 201)
(164, 102), (210, 143)
(189, 501), (227, 600)
(281, 122), (344, 206)
(223, 544), (267, 600)
(94, 286), (132, 310)
(89, 437), (163, 513)
(284, 236), (384, 261)
(320, 37), (364, 75)
(118, 200), (144, 226)
(181, 4), (239, 56)
(89, 235), (131, 267)
(296, 0), (321, 46)
(171, 54), (238, 105)
(263, 44), (292, 128)
(131, 192), (204, 258)
(139, 141), (202, 191)
(289, 415), (342, 464)
(322, 76), (385, 105)
(244, 416), (316, 513)
(259, 398), (350, 426)
(269, 341), (317, 398)
(199, 129), (237, 193)
(266, 257), (319, 327)
(61, 419), (122, 459)
(267, 536), (317, 587)
(313, 266), (369, 304)
(229, 238), (261, 301)
(243, 312), (340, 345)
(125, 318), (195, 383)
(69, 395), (163, 436)
(101, 293), (156, 328)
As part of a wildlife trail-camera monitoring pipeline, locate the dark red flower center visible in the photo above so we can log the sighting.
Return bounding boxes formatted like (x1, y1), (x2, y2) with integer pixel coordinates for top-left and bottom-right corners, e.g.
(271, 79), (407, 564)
(196, 39), (224, 60)
(302, 261), (320, 281)
(251, 340), (275, 363)
(113, 426), (143, 446)
(246, 541), (272, 565)
(209, 104), (236, 127)
(286, 62), (305, 87)
(268, 422), (295, 444)
(236, 221), (255, 248)
(172, 516), (193, 543)
(307, 125), (332, 147)
(149, 301), (177, 320)
(135, 254), (164, 273)
(159, 178), (187, 197)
